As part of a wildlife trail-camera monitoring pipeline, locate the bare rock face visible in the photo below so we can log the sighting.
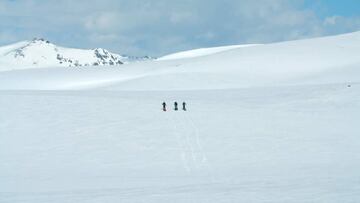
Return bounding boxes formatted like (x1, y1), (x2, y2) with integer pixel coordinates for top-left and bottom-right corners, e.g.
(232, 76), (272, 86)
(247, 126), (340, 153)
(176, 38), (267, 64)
(93, 48), (123, 65)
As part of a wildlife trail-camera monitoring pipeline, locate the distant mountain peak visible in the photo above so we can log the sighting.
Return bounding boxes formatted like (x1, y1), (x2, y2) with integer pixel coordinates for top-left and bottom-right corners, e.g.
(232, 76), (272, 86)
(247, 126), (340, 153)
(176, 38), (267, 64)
(0, 39), (153, 71)
(31, 37), (51, 43)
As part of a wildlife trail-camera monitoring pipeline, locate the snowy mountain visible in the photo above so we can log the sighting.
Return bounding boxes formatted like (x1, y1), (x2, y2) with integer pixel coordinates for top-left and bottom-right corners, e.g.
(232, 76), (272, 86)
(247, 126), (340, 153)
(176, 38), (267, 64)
(1, 31), (360, 202)
(0, 38), (152, 71)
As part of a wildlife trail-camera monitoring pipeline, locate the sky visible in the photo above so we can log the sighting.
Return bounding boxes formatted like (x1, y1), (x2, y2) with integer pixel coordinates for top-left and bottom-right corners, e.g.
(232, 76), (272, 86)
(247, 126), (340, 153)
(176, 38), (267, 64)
(0, 0), (359, 57)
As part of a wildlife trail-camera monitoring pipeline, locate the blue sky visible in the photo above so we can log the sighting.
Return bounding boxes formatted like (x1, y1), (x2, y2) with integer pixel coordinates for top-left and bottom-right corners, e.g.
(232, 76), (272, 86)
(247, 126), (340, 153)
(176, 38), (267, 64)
(0, 0), (359, 56)
(304, 0), (360, 17)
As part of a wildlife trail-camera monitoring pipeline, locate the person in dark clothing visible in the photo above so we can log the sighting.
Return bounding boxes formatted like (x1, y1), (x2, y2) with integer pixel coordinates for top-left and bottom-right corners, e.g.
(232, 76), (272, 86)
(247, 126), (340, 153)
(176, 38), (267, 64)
(182, 102), (186, 111)
(162, 102), (167, 111)
(174, 102), (178, 111)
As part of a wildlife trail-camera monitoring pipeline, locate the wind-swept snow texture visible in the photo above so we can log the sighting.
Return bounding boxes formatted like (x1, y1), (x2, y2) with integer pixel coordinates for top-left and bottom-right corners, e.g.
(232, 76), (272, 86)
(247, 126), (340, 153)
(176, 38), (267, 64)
(1, 32), (360, 203)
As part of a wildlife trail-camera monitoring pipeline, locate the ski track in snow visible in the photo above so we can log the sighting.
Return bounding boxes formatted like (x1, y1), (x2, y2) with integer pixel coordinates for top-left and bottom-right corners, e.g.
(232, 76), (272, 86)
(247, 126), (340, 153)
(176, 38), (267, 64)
(167, 111), (191, 172)
(166, 107), (211, 174)
(181, 111), (217, 184)
(176, 112), (198, 171)
(168, 108), (217, 183)
(180, 112), (202, 170)
(184, 113), (208, 166)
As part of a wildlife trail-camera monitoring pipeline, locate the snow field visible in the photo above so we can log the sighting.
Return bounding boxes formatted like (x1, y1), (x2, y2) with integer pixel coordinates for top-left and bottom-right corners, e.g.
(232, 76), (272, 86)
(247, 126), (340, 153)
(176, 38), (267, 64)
(1, 31), (360, 202)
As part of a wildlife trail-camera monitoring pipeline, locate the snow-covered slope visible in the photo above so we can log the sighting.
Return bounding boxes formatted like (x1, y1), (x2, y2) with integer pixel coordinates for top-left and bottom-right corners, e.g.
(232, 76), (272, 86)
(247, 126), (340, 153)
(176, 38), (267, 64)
(1, 32), (360, 203)
(158, 44), (261, 60)
(0, 38), (151, 71)
(104, 31), (360, 90)
(0, 31), (359, 90)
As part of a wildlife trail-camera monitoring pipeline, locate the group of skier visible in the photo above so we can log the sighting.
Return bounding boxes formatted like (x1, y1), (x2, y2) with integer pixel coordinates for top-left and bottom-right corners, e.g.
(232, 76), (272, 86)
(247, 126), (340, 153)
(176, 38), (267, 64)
(162, 101), (186, 112)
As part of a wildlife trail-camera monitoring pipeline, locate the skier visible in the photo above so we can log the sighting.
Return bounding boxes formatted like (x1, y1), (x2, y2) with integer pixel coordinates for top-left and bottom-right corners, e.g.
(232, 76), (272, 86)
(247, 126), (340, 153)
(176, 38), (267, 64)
(162, 102), (167, 111)
(174, 101), (178, 111)
(182, 102), (187, 111)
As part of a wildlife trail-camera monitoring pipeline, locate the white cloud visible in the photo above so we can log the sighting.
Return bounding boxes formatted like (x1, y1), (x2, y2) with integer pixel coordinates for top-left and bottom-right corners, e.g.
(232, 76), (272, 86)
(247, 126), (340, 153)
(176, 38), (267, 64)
(85, 13), (120, 31)
(322, 15), (360, 35)
(324, 15), (360, 28)
(88, 33), (119, 43)
(170, 11), (197, 24)
(324, 16), (339, 26)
